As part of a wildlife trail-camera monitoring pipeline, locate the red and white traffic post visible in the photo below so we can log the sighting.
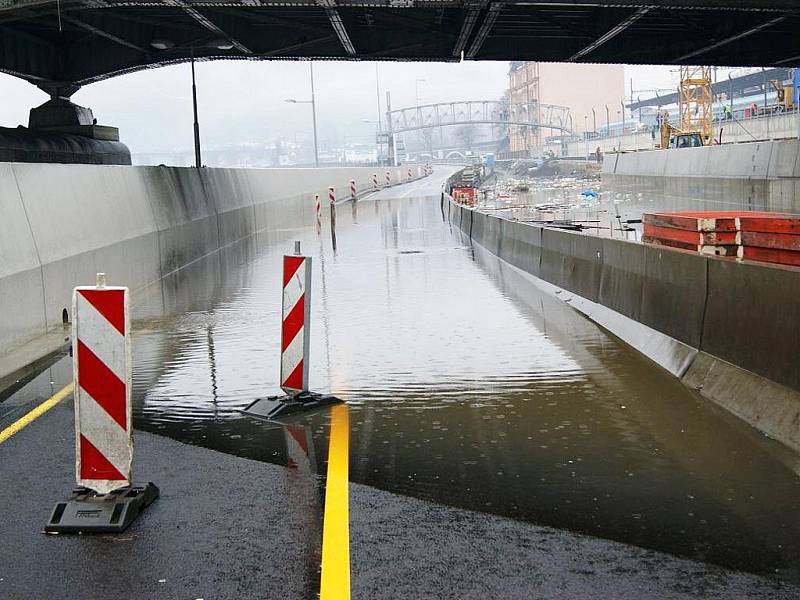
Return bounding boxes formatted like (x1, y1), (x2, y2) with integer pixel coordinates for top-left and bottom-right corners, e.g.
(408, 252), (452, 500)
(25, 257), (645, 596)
(350, 179), (357, 200)
(408, 167), (413, 179)
(314, 193), (321, 231)
(328, 186), (337, 250)
(46, 273), (158, 534)
(73, 275), (132, 493)
(280, 243), (311, 393)
(243, 243), (341, 419)
(385, 170), (391, 185)
(373, 173), (379, 189)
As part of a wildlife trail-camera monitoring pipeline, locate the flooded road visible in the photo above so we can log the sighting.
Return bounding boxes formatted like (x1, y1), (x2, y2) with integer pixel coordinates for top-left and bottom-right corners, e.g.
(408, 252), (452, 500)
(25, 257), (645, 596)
(124, 171), (800, 582)
(477, 168), (800, 240)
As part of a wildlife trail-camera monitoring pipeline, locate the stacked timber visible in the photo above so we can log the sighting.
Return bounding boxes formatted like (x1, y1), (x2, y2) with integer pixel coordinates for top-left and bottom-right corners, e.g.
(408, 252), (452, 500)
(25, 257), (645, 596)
(642, 211), (800, 267)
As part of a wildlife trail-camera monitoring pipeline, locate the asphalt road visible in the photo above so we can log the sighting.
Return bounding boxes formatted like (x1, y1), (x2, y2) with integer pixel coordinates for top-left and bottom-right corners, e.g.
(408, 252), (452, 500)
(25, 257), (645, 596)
(2, 390), (799, 599)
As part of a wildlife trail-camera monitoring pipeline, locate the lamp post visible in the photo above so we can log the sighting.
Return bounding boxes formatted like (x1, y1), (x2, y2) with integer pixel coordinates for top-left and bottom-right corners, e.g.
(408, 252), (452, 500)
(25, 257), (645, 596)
(592, 107), (597, 135)
(191, 57), (201, 168)
(605, 104), (610, 137)
(285, 62), (319, 167)
(584, 115), (589, 160)
(362, 118), (380, 163)
(375, 64), (382, 132)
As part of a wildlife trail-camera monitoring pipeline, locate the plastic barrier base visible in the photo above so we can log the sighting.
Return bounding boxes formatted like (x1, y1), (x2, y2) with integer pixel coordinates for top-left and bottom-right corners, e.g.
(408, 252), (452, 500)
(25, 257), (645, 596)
(243, 391), (342, 420)
(44, 482), (159, 534)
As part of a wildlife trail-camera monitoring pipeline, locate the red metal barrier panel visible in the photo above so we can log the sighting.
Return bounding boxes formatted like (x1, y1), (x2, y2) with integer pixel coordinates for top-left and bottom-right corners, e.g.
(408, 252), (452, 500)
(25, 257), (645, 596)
(738, 216), (800, 235)
(643, 210), (800, 267)
(644, 211), (788, 232)
(739, 246), (800, 266)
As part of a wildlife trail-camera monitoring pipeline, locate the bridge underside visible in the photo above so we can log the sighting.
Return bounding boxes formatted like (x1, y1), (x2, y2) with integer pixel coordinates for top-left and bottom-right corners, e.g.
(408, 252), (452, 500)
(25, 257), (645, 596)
(0, 1), (798, 88)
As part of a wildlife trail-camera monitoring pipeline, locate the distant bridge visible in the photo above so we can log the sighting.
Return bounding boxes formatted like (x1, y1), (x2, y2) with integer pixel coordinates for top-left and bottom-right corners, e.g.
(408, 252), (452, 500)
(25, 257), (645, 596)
(386, 101), (574, 136)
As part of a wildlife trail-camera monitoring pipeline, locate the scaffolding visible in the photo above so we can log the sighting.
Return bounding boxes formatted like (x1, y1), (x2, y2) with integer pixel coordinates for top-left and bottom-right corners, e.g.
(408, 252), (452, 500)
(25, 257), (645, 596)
(678, 65), (713, 144)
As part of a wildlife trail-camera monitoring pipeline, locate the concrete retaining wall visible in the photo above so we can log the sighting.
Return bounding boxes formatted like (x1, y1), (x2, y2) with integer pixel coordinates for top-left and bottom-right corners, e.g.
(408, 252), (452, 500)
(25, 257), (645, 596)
(606, 139), (800, 180)
(451, 200), (800, 452)
(0, 162), (423, 359)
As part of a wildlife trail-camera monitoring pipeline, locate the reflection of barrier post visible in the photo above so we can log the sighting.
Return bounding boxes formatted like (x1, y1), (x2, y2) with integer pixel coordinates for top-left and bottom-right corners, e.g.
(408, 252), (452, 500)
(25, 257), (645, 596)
(45, 273), (158, 533)
(285, 424), (317, 474)
(373, 173), (379, 189)
(350, 179), (357, 200)
(243, 243), (341, 419)
(385, 171), (391, 185)
(329, 187), (337, 251)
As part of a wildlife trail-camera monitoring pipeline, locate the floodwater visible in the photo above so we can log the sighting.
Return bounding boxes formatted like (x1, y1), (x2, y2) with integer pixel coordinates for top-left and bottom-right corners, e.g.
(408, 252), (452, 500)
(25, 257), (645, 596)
(478, 169), (800, 240)
(126, 171), (800, 581)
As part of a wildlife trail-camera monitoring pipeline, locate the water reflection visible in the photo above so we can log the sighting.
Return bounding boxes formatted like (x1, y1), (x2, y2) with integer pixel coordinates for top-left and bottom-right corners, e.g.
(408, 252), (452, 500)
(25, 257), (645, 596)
(129, 182), (800, 582)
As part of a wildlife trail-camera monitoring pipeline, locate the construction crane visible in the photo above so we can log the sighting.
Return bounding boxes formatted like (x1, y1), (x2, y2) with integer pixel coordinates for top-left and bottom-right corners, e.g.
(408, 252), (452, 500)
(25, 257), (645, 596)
(660, 65), (713, 149)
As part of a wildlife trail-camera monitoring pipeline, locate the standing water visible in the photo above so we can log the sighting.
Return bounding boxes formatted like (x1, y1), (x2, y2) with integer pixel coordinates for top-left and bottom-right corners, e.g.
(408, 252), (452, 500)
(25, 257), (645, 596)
(128, 171), (800, 582)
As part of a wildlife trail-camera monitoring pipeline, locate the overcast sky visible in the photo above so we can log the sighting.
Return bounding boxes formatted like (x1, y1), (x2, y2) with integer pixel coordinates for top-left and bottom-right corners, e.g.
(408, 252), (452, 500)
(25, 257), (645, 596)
(0, 61), (751, 155)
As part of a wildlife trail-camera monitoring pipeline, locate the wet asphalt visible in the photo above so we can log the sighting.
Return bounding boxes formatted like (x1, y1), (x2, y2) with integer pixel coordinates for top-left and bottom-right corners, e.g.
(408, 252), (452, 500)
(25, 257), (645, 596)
(2, 390), (799, 599)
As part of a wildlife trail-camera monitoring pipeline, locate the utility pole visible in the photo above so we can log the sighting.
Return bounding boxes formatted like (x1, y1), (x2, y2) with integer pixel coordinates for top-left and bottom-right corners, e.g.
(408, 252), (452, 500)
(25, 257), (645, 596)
(386, 90), (397, 167)
(310, 62), (319, 168)
(191, 57), (202, 168)
(375, 64), (382, 132)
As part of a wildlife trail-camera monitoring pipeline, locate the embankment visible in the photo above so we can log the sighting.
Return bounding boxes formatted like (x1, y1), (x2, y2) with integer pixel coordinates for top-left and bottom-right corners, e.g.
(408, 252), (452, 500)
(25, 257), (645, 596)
(448, 198), (800, 453)
(0, 163), (421, 368)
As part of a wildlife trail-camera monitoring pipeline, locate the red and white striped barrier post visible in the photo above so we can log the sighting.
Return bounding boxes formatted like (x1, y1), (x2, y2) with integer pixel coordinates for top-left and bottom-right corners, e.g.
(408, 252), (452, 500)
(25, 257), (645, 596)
(408, 167), (413, 179)
(373, 173), (379, 189)
(350, 179), (357, 201)
(45, 273), (158, 533)
(242, 242), (342, 419)
(385, 171), (391, 185)
(74, 273), (132, 493)
(281, 243), (311, 393)
(329, 186), (337, 251)
(314, 193), (321, 232)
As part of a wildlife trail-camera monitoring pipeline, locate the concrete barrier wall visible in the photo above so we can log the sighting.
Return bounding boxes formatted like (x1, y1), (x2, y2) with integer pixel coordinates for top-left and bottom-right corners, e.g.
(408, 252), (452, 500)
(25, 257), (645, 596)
(0, 164), (47, 349)
(604, 139), (800, 181)
(701, 259), (800, 393)
(452, 199), (800, 451)
(0, 163), (424, 358)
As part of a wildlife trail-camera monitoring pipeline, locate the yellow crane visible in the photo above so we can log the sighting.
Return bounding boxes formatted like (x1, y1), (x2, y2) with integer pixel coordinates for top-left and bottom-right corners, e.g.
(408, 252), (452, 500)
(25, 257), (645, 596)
(660, 65), (713, 149)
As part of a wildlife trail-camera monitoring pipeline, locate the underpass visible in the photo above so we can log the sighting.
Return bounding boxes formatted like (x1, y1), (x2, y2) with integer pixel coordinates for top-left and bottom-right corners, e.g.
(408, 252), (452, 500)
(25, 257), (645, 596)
(2, 170), (800, 599)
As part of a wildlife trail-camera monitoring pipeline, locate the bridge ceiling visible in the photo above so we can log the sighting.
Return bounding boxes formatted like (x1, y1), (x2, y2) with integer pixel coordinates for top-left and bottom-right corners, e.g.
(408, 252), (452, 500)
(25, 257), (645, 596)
(0, 0), (798, 88)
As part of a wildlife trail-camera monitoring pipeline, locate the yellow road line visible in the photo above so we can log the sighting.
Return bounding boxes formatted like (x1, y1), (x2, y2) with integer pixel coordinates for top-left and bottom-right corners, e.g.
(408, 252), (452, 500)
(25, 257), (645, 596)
(320, 403), (351, 600)
(0, 382), (74, 444)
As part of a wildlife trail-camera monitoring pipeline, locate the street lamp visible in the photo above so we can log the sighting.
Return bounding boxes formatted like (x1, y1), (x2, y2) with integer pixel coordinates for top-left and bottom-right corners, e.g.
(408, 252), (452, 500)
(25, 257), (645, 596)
(584, 115), (589, 159)
(285, 62), (319, 168)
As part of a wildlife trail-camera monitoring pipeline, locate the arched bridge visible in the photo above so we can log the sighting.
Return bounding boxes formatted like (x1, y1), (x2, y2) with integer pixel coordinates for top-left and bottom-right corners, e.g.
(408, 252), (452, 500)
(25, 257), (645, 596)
(386, 101), (574, 136)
